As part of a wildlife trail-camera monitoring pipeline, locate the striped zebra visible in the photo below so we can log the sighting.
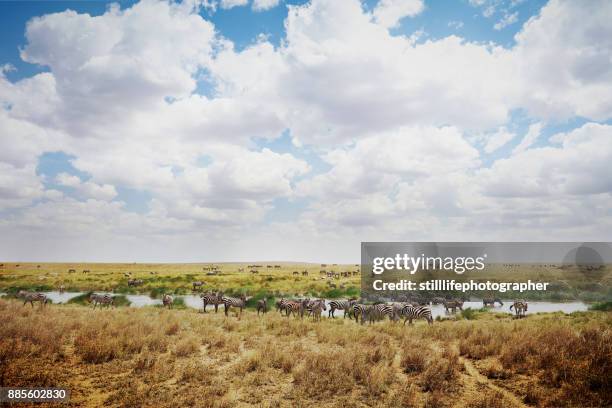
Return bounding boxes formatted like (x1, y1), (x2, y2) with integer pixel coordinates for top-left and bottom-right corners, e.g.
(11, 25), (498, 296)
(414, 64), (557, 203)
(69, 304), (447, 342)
(200, 292), (222, 313)
(483, 297), (504, 307)
(17, 290), (48, 308)
(443, 299), (464, 313)
(221, 295), (249, 317)
(509, 300), (528, 318)
(352, 304), (372, 325)
(328, 298), (356, 319)
(399, 305), (433, 325)
(276, 298), (289, 314)
(284, 300), (305, 318)
(390, 302), (411, 320)
(90, 293), (114, 309)
(366, 304), (395, 324)
(257, 299), (268, 316)
(308, 299), (326, 322)
(162, 294), (174, 309)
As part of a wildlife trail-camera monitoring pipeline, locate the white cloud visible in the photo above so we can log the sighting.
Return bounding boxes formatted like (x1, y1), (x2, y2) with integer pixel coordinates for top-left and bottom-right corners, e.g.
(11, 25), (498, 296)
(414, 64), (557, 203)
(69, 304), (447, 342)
(494, 11), (518, 30)
(220, 0), (248, 9)
(56, 173), (118, 201)
(512, 122), (542, 154)
(372, 0), (425, 29)
(252, 0), (280, 12)
(483, 127), (516, 153)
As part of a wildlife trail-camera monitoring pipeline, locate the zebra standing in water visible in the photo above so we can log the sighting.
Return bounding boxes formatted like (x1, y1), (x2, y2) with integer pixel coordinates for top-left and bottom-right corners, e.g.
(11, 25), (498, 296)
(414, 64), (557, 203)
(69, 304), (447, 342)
(90, 293), (114, 309)
(221, 294), (249, 317)
(509, 300), (528, 318)
(257, 299), (268, 316)
(399, 305), (433, 325)
(200, 292), (222, 313)
(328, 298), (356, 319)
(17, 290), (48, 308)
(483, 297), (504, 307)
(443, 299), (464, 313)
(162, 294), (174, 309)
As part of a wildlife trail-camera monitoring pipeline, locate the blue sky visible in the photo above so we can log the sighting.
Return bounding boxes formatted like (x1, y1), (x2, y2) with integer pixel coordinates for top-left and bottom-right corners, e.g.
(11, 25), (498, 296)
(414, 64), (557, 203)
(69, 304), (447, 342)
(0, 0), (610, 262)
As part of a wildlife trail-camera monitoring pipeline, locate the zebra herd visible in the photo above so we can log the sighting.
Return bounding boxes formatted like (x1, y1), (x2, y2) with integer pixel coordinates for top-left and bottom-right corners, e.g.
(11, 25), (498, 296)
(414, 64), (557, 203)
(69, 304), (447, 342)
(11, 290), (530, 320)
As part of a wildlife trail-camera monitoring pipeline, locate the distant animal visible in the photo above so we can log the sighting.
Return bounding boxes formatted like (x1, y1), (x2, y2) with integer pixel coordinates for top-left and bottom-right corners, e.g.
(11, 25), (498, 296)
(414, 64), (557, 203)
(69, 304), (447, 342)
(68, 269), (76, 273)
(302, 270), (308, 276)
(221, 294), (249, 317)
(328, 298), (356, 319)
(37, 265), (41, 268)
(162, 294), (174, 309)
(398, 305), (433, 325)
(509, 300), (528, 318)
(200, 292), (222, 313)
(59, 285), (65, 294)
(483, 297), (504, 307)
(83, 269), (90, 273)
(293, 271), (299, 275)
(90, 293), (114, 309)
(430, 297), (446, 305)
(17, 290), (48, 308)
(192, 281), (204, 291)
(128, 279), (143, 287)
(443, 300), (463, 313)
(250, 270), (259, 274)
(257, 299), (267, 316)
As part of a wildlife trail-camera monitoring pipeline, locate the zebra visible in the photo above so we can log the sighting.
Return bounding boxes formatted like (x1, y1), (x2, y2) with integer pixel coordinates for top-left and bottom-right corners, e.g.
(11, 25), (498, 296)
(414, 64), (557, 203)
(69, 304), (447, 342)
(221, 294), (249, 317)
(200, 292), (222, 313)
(128, 279), (143, 287)
(59, 285), (65, 294)
(509, 300), (528, 318)
(328, 298), (357, 319)
(398, 305), (433, 325)
(366, 304), (395, 324)
(90, 293), (114, 309)
(276, 298), (289, 314)
(430, 297), (446, 305)
(257, 299), (268, 316)
(483, 297), (504, 307)
(443, 299), (463, 313)
(284, 300), (305, 318)
(162, 294), (174, 309)
(17, 291), (48, 308)
(192, 281), (204, 291)
(308, 299), (326, 321)
(352, 304), (372, 325)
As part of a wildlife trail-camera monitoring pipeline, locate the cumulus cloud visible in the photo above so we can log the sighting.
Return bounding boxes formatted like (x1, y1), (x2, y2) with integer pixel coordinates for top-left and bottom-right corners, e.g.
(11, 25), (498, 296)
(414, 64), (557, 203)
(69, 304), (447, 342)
(252, 0), (280, 12)
(494, 11), (518, 30)
(220, 0), (248, 9)
(0, 0), (611, 261)
(372, 0), (425, 29)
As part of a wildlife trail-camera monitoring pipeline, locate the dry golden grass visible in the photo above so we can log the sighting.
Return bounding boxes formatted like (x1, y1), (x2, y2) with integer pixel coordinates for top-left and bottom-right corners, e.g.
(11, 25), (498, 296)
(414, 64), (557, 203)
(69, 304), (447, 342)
(0, 298), (610, 407)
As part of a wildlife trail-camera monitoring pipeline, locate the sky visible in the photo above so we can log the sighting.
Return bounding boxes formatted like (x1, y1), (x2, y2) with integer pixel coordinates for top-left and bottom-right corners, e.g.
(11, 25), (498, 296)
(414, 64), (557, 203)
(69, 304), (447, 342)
(0, 0), (611, 263)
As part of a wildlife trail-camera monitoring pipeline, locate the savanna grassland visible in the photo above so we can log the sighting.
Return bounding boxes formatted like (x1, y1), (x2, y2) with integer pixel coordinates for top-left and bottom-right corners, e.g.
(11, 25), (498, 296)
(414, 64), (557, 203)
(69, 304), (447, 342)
(1, 298), (610, 408)
(0, 262), (361, 299)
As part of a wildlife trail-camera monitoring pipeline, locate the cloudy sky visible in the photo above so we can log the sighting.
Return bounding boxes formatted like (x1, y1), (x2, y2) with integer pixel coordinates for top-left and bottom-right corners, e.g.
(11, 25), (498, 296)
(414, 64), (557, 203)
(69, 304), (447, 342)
(0, 0), (611, 263)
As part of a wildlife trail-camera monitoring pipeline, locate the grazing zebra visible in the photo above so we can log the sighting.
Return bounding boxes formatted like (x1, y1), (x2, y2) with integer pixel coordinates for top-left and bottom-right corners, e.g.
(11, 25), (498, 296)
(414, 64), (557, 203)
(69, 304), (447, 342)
(328, 298), (357, 319)
(509, 300), (528, 318)
(399, 305), (433, 325)
(308, 299), (326, 321)
(192, 281), (204, 291)
(483, 297), (504, 307)
(221, 295), (249, 317)
(352, 304), (372, 325)
(162, 294), (174, 309)
(200, 292), (222, 313)
(17, 291), (48, 308)
(443, 300), (463, 313)
(90, 293), (114, 309)
(430, 297), (446, 305)
(257, 299), (268, 316)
